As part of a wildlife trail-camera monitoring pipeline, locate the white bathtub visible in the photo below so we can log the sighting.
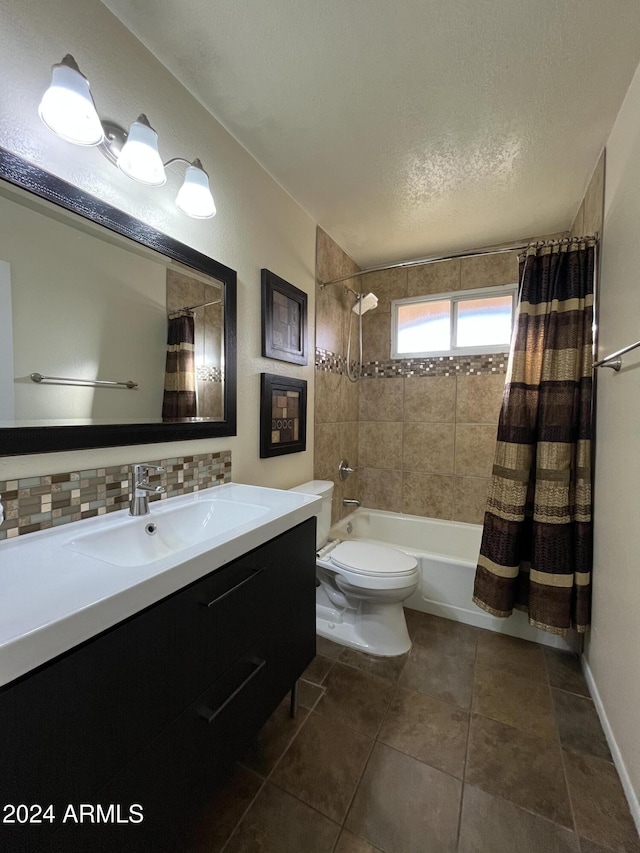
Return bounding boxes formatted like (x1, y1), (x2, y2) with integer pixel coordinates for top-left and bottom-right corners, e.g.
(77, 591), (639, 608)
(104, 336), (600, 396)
(330, 508), (578, 652)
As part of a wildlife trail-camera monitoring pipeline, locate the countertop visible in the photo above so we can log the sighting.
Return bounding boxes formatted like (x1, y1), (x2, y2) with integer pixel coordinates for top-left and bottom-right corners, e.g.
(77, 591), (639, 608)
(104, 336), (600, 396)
(0, 483), (320, 688)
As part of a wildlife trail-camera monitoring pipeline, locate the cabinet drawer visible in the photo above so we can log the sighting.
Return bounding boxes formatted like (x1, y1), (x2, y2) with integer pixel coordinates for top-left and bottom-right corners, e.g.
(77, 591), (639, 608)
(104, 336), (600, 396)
(171, 516), (315, 699)
(0, 517), (316, 853)
(46, 612), (315, 853)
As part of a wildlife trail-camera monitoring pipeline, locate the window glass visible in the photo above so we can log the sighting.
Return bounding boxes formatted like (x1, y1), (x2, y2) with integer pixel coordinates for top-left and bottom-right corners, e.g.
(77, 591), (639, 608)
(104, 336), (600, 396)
(455, 294), (513, 348)
(396, 299), (450, 354)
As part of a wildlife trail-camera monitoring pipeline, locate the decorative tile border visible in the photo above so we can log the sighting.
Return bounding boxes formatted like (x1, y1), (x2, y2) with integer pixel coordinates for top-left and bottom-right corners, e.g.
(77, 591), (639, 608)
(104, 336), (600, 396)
(196, 365), (224, 382)
(315, 347), (509, 378)
(361, 353), (509, 378)
(315, 348), (358, 375)
(0, 451), (232, 542)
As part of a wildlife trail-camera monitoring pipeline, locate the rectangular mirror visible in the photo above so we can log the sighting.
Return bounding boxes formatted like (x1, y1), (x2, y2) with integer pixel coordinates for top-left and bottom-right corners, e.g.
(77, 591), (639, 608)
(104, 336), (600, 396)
(0, 147), (237, 455)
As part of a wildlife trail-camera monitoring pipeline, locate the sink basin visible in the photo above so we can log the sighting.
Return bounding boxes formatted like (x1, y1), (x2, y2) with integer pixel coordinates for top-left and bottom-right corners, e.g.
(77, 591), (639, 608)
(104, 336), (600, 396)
(65, 499), (270, 567)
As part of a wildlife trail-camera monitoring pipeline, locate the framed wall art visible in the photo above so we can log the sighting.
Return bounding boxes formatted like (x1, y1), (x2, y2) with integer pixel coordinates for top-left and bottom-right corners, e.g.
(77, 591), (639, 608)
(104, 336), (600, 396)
(260, 373), (307, 458)
(261, 268), (308, 365)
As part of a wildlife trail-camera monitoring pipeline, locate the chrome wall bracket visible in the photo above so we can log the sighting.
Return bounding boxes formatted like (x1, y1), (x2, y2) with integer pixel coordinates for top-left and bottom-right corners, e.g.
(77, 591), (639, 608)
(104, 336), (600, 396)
(598, 358), (622, 371)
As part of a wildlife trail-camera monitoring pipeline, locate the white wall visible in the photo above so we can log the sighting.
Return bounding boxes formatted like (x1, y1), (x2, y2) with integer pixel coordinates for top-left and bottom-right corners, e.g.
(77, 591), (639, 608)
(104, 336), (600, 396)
(0, 261), (14, 421)
(0, 192), (167, 423)
(586, 60), (640, 821)
(0, 0), (316, 488)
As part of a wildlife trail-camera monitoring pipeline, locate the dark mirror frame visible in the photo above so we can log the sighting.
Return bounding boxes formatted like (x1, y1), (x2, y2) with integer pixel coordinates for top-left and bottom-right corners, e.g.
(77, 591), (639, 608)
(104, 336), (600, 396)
(0, 146), (237, 456)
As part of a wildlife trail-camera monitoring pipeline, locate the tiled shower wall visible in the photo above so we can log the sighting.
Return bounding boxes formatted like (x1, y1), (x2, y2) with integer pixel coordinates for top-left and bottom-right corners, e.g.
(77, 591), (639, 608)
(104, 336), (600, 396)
(315, 228), (571, 525)
(314, 228), (361, 522)
(570, 150), (605, 238)
(358, 254), (516, 524)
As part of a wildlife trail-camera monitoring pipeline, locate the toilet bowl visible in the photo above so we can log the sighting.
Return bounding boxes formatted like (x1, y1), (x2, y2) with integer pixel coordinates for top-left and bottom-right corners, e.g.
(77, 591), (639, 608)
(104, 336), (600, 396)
(289, 480), (419, 656)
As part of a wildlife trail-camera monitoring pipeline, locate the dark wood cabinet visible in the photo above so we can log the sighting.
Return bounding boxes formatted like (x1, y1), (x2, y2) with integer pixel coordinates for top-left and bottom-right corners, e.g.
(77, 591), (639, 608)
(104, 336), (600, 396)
(0, 518), (316, 853)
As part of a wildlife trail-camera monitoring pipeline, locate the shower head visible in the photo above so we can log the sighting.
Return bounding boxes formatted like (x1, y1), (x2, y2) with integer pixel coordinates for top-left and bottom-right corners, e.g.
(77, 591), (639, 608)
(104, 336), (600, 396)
(352, 292), (378, 315)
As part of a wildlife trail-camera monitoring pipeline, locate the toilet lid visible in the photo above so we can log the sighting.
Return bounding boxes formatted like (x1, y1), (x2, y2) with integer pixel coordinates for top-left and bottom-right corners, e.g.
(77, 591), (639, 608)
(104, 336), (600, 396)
(330, 541), (417, 576)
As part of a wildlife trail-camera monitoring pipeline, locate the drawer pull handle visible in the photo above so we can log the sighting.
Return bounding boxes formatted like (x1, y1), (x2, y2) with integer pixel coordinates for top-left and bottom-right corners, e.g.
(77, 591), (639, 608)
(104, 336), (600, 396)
(198, 657), (267, 724)
(200, 566), (266, 609)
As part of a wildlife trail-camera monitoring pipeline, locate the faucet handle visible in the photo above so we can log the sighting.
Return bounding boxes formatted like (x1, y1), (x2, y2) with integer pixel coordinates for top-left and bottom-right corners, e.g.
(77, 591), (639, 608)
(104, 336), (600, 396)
(338, 459), (358, 481)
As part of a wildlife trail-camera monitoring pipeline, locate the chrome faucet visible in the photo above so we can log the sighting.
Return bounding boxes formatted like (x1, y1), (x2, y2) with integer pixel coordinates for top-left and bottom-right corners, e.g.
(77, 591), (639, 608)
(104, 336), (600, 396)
(129, 464), (166, 516)
(342, 498), (361, 508)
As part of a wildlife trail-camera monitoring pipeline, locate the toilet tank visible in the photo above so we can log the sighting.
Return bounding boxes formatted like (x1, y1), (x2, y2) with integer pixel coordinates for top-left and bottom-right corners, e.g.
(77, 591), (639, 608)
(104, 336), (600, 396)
(289, 480), (334, 549)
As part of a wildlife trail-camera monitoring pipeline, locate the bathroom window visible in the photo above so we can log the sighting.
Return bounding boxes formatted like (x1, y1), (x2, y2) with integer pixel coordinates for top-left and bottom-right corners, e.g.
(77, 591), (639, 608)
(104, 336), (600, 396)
(391, 284), (517, 358)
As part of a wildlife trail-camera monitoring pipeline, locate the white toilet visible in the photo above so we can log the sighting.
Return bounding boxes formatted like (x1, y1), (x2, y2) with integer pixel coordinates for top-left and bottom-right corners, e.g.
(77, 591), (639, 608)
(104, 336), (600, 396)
(290, 480), (419, 656)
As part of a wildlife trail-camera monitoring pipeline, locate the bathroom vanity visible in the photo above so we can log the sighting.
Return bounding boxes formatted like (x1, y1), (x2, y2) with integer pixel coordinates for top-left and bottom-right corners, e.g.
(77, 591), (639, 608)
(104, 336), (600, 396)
(0, 484), (319, 852)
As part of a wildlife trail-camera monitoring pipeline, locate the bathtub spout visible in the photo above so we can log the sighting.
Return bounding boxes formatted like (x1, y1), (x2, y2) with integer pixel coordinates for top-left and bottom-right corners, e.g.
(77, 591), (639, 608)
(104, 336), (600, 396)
(343, 498), (360, 508)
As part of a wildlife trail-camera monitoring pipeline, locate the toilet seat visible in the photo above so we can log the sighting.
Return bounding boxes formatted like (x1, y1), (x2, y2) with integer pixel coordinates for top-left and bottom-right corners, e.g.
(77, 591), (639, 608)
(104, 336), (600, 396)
(329, 540), (417, 578)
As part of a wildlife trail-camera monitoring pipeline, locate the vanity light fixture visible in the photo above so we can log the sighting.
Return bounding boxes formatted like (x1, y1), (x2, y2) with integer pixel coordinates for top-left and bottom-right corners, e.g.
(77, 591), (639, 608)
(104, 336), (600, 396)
(38, 55), (103, 146)
(38, 54), (217, 219)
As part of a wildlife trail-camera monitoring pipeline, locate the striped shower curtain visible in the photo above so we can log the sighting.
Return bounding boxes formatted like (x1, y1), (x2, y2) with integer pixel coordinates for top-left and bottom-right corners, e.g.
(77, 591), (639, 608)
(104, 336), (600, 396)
(162, 313), (197, 419)
(473, 237), (595, 635)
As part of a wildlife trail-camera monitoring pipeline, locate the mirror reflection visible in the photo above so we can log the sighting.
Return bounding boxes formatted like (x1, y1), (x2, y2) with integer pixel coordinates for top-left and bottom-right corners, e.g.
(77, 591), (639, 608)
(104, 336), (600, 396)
(0, 184), (225, 427)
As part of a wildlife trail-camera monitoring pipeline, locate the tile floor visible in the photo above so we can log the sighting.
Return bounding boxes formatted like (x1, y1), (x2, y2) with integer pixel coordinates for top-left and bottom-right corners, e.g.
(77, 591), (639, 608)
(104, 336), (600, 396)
(184, 610), (640, 853)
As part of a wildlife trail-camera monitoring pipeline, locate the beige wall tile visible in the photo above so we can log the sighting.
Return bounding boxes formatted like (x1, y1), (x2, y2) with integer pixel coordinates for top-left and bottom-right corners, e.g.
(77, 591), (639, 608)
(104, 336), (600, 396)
(456, 374), (505, 424)
(402, 423), (455, 475)
(315, 370), (342, 424)
(402, 471), (453, 520)
(460, 252), (519, 289)
(453, 477), (490, 524)
(315, 423), (342, 480)
(362, 268), (408, 314)
(570, 201), (585, 238)
(315, 227), (362, 512)
(316, 288), (344, 354)
(166, 272), (205, 313)
(316, 227), (359, 286)
(407, 259), (460, 296)
(583, 151), (605, 237)
(340, 374), (360, 422)
(361, 313), (391, 362)
(203, 382), (224, 420)
(335, 472), (361, 522)
(359, 422), (403, 470)
(360, 468), (402, 512)
(359, 378), (404, 422)
(404, 376), (456, 423)
(455, 424), (497, 478)
(339, 422), (359, 473)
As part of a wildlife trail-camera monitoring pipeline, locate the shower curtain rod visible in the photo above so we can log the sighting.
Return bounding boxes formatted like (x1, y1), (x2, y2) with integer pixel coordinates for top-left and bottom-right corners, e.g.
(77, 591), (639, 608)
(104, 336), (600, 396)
(169, 298), (222, 316)
(319, 235), (596, 288)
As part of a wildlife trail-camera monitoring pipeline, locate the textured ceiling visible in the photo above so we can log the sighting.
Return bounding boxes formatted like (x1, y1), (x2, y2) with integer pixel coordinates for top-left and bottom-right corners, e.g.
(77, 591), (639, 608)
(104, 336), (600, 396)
(101, 0), (640, 267)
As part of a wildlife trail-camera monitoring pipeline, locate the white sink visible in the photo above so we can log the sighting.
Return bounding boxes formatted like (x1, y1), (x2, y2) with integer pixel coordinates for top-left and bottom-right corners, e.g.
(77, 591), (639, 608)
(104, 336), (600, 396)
(0, 482), (321, 687)
(65, 499), (270, 567)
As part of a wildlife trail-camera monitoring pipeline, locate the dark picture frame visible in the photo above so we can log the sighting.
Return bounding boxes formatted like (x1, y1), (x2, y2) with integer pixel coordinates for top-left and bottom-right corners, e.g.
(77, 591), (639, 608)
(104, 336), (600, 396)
(260, 373), (307, 458)
(261, 269), (308, 365)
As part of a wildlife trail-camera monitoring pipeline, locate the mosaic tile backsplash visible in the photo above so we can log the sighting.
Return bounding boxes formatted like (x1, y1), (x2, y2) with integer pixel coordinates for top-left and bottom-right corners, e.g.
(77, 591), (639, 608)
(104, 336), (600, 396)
(0, 451), (232, 541)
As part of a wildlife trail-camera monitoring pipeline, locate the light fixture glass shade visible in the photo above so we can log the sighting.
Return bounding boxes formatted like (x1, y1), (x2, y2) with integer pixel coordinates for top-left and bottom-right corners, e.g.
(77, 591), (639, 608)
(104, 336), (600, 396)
(117, 115), (166, 186)
(38, 55), (103, 146)
(175, 161), (216, 218)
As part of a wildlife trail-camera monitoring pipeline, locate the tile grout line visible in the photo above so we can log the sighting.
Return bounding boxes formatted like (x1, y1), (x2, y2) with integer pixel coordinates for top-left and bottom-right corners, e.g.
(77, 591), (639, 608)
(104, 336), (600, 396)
(225, 682), (329, 849)
(264, 705), (315, 783)
(546, 651), (585, 852)
(218, 775), (267, 853)
(455, 632), (480, 849)
(463, 634), (588, 843)
(333, 645), (409, 851)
